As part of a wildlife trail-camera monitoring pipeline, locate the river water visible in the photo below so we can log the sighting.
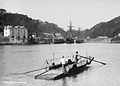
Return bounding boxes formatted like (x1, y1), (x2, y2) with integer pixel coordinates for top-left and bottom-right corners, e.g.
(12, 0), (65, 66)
(0, 43), (120, 86)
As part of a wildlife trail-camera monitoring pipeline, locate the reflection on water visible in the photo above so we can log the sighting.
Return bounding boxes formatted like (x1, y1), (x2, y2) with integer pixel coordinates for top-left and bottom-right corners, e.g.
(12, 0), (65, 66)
(0, 43), (120, 86)
(62, 78), (68, 86)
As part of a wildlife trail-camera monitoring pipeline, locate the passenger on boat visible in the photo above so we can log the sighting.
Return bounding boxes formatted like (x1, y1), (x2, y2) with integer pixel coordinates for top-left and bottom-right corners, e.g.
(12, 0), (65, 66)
(45, 60), (49, 71)
(60, 56), (67, 74)
(72, 51), (81, 69)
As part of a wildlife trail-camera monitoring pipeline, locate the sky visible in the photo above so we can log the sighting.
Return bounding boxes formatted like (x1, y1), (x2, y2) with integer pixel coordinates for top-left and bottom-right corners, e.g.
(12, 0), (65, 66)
(1, 0), (120, 31)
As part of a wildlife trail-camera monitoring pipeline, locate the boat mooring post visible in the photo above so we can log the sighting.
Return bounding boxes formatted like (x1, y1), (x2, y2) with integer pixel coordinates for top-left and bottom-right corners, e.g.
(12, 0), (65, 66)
(86, 51), (88, 57)
(52, 53), (55, 65)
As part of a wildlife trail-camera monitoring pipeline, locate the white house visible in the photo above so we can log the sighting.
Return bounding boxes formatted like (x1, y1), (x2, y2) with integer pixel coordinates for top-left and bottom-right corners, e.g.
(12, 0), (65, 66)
(4, 26), (11, 37)
(97, 36), (108, 38)
(118, 33), (120, 37)
(4, 25), (28, 43)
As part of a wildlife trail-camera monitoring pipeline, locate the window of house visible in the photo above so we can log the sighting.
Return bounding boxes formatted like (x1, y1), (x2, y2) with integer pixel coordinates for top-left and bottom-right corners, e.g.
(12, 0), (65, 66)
(18, 36), (20, 41)
(18, 29), (20, 35)
(23, 36), (26, 38)
(11, 28), (14, 35)
(23, 29), (26, 35)
(11, 36), (14, 38)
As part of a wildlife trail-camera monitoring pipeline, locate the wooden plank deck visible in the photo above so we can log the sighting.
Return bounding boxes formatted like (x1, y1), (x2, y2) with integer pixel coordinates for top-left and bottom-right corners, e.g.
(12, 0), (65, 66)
(35, 59), (88, 80)
(35, 70), (63, 80)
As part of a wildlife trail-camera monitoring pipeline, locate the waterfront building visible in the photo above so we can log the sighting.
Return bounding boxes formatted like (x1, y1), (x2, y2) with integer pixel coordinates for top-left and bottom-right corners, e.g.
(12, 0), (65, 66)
(53, 33), (65, 44)
(4, 26), (11, 37)
(54, 33), (64, 39)
(4, 25), (28, 43)
(97, 36), (108, 38)
(36, 33), (52, 44)
(118, 33), (120, 37)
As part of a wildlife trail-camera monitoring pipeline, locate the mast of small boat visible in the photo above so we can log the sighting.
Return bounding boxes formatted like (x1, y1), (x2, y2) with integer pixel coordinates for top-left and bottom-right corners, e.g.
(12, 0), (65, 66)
(52, 53), (55, 65)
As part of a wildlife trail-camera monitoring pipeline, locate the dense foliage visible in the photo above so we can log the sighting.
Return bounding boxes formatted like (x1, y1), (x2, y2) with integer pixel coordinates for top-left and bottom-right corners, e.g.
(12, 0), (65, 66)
(90, 16), (120, 38)
(0, 9), (66, 37)
(1, 9), (120, 39)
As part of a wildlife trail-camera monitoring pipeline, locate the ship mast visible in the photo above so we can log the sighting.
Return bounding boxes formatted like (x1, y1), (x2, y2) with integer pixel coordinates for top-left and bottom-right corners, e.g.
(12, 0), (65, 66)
(68, 20), (74, 38)
(68, 20), (74, 31)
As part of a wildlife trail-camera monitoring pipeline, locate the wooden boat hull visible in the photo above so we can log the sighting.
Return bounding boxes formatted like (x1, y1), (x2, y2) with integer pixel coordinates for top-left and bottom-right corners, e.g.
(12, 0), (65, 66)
(76, 39), (84, 43)
(53, 64), (89, 80)
(54, 39), (65, 44)
(65, 38), (74, 43)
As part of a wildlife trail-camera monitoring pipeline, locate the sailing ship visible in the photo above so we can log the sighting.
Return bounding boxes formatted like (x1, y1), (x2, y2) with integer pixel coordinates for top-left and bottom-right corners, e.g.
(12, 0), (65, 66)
(66, 20), (74, 43)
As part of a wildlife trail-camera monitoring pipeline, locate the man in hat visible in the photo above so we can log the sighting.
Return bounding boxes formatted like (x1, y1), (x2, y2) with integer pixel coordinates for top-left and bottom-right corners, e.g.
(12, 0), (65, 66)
(75, 51), (79, 63)
(60, 56), (67, 74)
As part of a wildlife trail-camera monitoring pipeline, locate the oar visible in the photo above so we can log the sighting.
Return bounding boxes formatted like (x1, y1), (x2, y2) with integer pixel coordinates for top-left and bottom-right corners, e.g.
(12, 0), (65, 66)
(23, 66), (50, 74)
(92, 59), (106, 65)
(24, 55), (73, 74)
(37, 70), (49, 76)
(79, 55), (106, 65)
(5, 66), (50, 76)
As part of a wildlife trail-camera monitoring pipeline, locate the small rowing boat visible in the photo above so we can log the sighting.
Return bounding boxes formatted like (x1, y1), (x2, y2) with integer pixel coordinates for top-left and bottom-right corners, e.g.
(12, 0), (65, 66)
(34, 57), (94, 80)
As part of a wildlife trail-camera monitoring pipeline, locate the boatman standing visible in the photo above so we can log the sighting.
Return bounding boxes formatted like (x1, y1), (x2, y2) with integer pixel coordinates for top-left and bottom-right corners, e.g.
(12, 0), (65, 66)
(45, 60), (49, 71)
(61, 56), (67, 74)
(72, 51), (81, 69)
(75, 51), (79, 63)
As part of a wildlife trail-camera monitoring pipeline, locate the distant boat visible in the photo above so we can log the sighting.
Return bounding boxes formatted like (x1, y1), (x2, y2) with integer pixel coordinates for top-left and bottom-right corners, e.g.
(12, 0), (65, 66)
(54, 38), (65, 44)
(28, 34), (39, 44)
(111, 36), (120, 43)
(65, 38), (74, 43)
(76, 39), (84, 43)
(66, 20), (74, 44)
(39, 38), (52, 44)
(28, 38), (39, 44)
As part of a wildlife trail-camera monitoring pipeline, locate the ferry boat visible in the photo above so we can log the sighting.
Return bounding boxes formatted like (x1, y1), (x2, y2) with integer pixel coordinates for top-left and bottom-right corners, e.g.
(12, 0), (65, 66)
(35, 56), (94, 80)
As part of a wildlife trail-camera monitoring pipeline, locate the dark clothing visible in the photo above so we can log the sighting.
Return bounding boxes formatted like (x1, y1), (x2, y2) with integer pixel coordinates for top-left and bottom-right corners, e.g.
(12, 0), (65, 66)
(72, 64), (77, 69)
(75, 54), (79, 63)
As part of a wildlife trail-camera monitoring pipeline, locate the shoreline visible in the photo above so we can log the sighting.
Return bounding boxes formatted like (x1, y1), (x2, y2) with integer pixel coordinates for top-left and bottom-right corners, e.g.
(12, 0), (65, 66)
(1, 38), (120, 45)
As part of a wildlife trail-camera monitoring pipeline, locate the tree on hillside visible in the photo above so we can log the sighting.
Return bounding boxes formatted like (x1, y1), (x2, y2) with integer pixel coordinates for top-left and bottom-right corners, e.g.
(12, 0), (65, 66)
(90, 16), (120, 38)
(0, 9), (67, 37)
(0, 9), (7, 32)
